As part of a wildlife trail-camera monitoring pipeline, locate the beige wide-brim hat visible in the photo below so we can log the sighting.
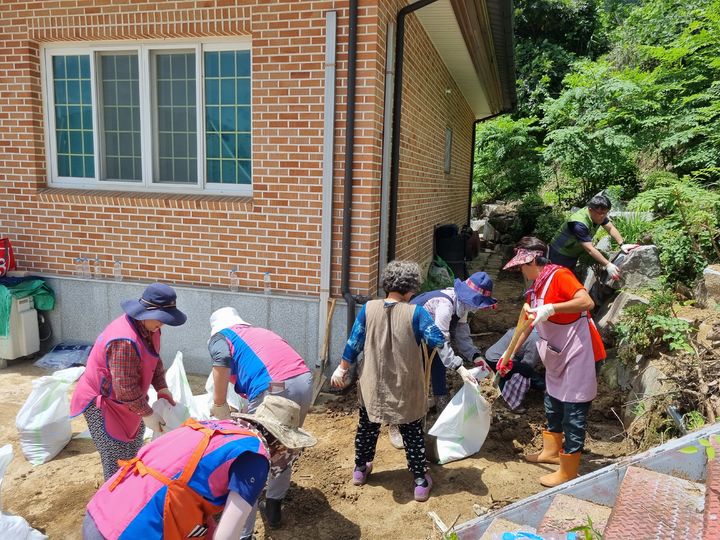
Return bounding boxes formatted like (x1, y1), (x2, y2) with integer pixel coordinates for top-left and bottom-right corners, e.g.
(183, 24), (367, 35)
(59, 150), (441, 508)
(209, 306), (250, 337)
(234, 395), (317, 450)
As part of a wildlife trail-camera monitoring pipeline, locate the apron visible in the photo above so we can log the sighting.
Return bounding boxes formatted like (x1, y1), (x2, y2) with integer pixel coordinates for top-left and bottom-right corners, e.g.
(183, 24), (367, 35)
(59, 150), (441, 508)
(533, 269), (597, 403)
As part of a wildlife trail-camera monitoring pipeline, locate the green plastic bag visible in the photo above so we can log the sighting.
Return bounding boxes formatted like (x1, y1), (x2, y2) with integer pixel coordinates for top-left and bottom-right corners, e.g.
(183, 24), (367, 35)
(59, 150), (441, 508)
(420, 256), (455, 293)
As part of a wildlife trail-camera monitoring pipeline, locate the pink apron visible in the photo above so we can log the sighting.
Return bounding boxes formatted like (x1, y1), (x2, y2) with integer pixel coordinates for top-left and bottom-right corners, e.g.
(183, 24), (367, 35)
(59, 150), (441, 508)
(71, 315), (161, 441)
(533, 270), (597, 403)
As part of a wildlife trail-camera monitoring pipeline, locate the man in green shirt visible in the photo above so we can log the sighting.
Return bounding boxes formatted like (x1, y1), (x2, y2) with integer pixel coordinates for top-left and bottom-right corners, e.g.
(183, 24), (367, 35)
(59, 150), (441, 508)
(549, 194), (635, 280)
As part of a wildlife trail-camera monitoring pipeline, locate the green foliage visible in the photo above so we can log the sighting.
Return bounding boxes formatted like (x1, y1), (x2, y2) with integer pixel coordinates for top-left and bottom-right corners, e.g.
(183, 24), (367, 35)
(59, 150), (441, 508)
(510, 193), (548, 241)
(615, 289), (692, 362)
(680, 434), (720, 461)
(533, 209), (567, 244)
(683, 410), (706, 431)
(472, 116), (542, 204)
(569, 515), (605, 540)
(629, 177), (720, 281)
(610, 213), (652, 243)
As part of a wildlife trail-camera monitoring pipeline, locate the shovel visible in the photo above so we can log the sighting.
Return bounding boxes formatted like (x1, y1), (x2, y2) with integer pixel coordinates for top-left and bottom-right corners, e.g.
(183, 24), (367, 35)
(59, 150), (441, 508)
(311, 297), (337, 404)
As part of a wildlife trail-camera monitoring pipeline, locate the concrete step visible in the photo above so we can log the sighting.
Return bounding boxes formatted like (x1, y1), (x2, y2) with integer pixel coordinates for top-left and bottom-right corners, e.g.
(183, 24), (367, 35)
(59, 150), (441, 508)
(478, 517), (536, 540)
(603, 466), (705, 539)
(536, 493), (611, 536)
(703, 457), (720, 540)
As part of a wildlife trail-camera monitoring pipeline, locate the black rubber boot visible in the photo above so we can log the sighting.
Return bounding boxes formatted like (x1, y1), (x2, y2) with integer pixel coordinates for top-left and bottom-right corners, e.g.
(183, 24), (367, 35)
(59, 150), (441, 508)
(263, 498), (282, 529)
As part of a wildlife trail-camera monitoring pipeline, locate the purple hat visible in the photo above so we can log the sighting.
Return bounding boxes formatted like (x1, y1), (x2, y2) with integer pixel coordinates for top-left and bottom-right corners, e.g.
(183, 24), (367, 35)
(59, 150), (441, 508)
(121, 283), (187, 326)
(453, 272), (497, 310)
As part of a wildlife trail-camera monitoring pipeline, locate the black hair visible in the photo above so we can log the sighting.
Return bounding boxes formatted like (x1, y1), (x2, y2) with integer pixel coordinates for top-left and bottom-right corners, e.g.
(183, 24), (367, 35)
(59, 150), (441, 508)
(588, 194), (612, 211)
(515, 236), (550, 265)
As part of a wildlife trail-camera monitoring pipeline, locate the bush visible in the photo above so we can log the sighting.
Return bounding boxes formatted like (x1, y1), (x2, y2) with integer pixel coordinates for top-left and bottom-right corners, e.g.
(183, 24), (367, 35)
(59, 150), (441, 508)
(533, 209), (567, 244)
(510, 193), (547, 241)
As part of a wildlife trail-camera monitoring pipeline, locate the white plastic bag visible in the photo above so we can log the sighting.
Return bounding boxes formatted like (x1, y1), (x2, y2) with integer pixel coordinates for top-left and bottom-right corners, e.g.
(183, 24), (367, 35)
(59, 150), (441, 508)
(165, 352), (199, 416)
(15, 367), (85, 465)
(204, 372), (248, 413)
(0, 445), (48, 539)
(428, 367), (491, 464)
(149, 399), (190, 440)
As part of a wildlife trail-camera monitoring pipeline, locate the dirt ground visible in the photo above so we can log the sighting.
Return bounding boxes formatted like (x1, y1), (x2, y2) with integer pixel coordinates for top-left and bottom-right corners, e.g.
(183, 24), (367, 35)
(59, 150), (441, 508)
(0, 267), (633, 539)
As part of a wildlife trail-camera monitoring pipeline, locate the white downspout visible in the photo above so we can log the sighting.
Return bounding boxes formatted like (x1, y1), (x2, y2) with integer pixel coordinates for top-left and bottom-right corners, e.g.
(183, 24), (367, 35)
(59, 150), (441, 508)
(317, 11), (337, 369)
(377, 21), (396, 295)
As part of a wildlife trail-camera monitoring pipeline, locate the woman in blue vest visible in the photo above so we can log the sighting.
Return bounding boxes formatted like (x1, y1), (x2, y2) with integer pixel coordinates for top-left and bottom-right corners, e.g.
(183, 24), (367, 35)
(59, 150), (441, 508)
(81, 395), (316, 540)
(549, 194), (637, 279)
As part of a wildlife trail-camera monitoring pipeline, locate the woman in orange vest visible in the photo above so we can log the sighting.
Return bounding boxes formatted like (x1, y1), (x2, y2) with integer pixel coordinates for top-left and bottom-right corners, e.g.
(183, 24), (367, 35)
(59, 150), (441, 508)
(81, 395), (316, 540)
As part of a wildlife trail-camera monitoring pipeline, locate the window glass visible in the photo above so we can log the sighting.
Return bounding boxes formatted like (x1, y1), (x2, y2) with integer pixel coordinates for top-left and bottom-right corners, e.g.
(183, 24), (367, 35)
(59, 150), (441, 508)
(100, 54), (141, 181)
(53, 55), (94, 178)
(205, 50), (251, 184)
(155, 52), (197, 183)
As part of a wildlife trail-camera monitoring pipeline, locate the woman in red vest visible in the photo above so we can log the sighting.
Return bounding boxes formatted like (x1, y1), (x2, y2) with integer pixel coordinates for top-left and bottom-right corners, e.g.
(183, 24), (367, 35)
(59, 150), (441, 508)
(71, 283), (187, 480)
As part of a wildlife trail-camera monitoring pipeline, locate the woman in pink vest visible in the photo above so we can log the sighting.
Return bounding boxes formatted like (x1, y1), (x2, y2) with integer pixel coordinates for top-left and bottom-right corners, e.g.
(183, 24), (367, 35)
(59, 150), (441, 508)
(71, 283), (187, 480)
(81, 395), (317, 540)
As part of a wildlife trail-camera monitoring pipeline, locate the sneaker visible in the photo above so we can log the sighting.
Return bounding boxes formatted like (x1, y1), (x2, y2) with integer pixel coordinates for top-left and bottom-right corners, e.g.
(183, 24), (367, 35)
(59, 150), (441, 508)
(388, 425), (404, 449)
(413, 473), (433, 502)
(352, 462), (373, 486)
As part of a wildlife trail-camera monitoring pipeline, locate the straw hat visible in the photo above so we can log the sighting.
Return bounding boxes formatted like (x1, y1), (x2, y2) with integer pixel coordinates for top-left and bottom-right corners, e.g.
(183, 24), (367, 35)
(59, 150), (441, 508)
(235, 395), (317, 450)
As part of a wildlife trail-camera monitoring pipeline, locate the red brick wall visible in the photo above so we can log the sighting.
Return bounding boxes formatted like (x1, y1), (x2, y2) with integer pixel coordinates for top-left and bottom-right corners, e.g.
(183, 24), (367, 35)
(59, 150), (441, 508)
(0, 0), (475, 297)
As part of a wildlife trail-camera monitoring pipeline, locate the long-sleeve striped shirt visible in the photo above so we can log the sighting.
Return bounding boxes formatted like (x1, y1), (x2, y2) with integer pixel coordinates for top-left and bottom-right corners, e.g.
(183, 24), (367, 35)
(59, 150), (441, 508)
(342, 301), (446, 364)
(106, 319), (166, 417)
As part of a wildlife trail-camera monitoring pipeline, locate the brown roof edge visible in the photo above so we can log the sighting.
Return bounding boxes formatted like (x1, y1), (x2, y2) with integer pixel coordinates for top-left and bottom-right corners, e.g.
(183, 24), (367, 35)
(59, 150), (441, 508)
(451, 0), (517, 115)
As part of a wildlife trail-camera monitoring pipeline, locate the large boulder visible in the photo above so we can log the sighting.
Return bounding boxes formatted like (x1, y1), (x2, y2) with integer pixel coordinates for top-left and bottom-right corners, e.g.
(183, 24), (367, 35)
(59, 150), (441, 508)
(595, 291), (649, 335)
(605, 245), (662, 291)
(487, 202), (520, 235)
(695, 265), (720, 308)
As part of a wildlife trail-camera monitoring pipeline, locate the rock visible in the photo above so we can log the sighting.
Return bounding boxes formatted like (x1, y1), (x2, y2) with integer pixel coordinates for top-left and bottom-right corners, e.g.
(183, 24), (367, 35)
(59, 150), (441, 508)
(487, 202), (520, 235)
(596, 236), (613, 253)
(698, 320), (720, 350)
(595, 291), (649, 335)
(695, 265), (720, 308)
(622, 358), (671, 426)
(606, 245), (662, 291)
(483, 220), (500, 242)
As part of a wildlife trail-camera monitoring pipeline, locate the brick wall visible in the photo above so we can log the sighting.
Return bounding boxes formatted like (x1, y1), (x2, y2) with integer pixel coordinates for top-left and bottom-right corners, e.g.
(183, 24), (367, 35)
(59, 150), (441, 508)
(0, 0), (476, 298)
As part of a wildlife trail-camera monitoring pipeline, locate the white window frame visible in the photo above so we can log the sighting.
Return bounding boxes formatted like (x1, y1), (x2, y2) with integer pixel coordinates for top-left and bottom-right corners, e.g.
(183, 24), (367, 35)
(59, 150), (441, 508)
(41, 39), (252, 196)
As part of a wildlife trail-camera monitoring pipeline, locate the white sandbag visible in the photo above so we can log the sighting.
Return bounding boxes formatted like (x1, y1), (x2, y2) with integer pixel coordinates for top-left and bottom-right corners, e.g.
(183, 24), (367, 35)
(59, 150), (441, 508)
(428, 367), (491, 464)
(204, 373), (248, 413)
(0, 445), (48, 539)
(149, 399), (190, 440)
(15, 367), (85, 465)
(164, 352), (201, 417)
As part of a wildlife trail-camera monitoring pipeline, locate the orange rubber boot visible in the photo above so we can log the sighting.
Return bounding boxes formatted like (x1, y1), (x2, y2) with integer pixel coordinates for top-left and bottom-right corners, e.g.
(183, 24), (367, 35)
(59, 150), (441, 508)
(525, 430), (562, 465)
(539, 451), (580, 487)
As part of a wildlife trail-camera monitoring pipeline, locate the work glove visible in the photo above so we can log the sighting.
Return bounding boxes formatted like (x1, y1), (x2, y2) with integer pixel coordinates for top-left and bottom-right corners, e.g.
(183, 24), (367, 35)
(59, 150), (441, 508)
(605, 262), (621, 281)
(496, 357), (513, 377)
(143, 411), (166, 434)
(210, 402), (232, 420)
(527, 303), (555, 325)
(331, 364), (350, 388)
(472, 354), (492, 379)
(620, 243), (639, 254)
(456, 366), (478, 388)
(156, 388), (176, 407)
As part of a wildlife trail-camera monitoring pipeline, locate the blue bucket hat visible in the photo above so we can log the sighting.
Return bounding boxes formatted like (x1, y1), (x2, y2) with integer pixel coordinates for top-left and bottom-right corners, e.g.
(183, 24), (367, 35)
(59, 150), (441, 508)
(453, 272), (497, 310)
(121, 283), (187, 326)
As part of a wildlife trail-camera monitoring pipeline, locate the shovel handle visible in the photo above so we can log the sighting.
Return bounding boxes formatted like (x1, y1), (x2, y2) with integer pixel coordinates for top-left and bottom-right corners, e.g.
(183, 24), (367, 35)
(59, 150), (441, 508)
(492, 304), (534, 387)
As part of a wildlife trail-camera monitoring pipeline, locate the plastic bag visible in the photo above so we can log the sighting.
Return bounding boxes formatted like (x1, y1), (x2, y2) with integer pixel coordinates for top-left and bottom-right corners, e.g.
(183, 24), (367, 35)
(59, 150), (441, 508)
(15, 367), (85, 465)
(420, 256), (455, 293)
(0, 445), (48, 539)
(149, 399), (190, 440)
(428, 366), (491, 464)
(204, 372), (248, 413)
(164, 352), (204, 418)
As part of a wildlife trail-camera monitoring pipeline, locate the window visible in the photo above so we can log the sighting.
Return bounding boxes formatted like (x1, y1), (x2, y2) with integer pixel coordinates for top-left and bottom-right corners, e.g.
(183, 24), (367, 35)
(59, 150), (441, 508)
(43, 42), (252, 195)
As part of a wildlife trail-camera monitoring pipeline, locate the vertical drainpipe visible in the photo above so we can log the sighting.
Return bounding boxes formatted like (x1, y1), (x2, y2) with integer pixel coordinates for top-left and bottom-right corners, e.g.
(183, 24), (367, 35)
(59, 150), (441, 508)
(341, 0), (359, 336)
(387, 0), (439, 262)
(317, 11), (337, 369)
(377, 21), (396, 295)
(467, 119), (480, 225)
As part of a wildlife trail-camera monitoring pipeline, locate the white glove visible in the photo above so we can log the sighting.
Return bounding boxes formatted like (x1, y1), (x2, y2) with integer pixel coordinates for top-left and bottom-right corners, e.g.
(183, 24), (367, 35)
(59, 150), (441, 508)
(605, 262), (621, 280)
(210, 402), (232, 420)
(620, 243), (639, 254)
(527, 303), (556, 324)
(457, 366), (478, 387)
(331, 364), (349, 388)
(143, 411), (166, 434)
